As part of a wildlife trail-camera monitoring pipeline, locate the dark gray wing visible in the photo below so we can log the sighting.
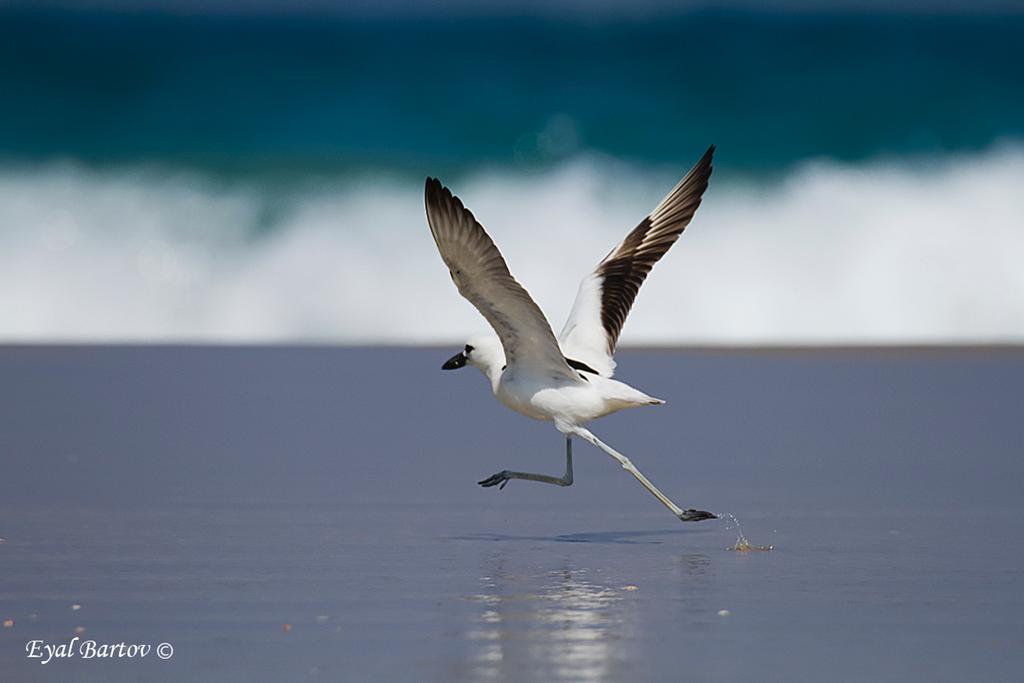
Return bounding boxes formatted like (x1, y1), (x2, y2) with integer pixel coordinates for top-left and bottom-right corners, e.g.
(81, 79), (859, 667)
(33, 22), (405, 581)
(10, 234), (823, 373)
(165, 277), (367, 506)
(425, 178), (578, 379)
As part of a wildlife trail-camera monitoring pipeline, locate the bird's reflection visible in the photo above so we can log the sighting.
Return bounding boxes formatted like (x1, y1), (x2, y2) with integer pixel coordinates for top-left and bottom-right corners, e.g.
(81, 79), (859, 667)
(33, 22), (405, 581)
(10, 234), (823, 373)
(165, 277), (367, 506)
(462, 556), (636, 681)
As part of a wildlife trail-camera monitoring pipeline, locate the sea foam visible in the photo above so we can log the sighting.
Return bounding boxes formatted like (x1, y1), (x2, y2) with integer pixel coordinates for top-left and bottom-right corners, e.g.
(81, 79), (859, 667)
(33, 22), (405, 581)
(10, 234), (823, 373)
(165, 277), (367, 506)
(1, 147), (1022, 344)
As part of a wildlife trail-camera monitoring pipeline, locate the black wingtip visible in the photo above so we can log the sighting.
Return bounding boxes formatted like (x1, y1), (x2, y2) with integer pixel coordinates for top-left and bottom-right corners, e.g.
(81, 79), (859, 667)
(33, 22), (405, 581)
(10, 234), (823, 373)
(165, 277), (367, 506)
(424, 176), (448, 210)
(701, 144), (715, 171)
(693, 144), (715, 184)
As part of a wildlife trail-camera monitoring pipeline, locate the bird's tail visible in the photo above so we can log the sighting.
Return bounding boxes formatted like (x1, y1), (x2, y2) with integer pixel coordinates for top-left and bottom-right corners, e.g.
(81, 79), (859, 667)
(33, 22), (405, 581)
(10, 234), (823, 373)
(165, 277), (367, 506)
(603, 377), (666, 407)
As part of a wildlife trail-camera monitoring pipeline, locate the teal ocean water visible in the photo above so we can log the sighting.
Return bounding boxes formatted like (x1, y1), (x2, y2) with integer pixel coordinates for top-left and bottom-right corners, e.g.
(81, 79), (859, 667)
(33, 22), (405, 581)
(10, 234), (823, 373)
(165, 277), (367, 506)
(1, 8), (1022, 342)
(2, 10), (1022, 173)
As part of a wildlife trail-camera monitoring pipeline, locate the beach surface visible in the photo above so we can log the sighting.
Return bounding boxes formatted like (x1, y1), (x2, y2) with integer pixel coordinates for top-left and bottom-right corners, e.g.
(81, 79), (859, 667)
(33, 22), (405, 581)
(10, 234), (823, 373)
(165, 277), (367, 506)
(1, 346), (1022, 681)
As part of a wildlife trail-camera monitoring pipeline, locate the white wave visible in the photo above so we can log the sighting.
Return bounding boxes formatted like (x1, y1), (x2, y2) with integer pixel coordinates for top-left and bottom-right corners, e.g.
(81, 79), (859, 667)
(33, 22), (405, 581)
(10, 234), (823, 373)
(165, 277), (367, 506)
(1, 147), (1022, 344)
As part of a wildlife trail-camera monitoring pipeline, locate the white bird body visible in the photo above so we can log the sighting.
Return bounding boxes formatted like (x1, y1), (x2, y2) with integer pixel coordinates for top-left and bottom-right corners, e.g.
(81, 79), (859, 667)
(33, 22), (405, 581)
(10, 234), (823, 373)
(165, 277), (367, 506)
(462, 333), (663, 424)
(425, 146), (717, 522)
(499, 367), (663, 425)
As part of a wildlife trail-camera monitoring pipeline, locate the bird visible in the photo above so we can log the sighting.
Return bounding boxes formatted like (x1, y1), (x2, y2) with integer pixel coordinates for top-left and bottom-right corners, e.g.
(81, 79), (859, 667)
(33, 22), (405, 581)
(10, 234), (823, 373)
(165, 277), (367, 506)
(425, 145), (716, 523)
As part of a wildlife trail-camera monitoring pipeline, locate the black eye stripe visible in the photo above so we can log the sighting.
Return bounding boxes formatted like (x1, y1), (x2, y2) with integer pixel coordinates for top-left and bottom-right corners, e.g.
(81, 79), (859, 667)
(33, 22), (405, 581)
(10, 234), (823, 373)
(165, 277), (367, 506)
(465, 345), (474, 353)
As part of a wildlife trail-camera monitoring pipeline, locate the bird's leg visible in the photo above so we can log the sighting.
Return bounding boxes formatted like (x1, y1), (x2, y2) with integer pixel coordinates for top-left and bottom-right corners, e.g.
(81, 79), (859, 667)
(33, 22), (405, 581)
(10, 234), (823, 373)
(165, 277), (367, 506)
(478, 437), (574, 490)
(568, 426), (716, 522)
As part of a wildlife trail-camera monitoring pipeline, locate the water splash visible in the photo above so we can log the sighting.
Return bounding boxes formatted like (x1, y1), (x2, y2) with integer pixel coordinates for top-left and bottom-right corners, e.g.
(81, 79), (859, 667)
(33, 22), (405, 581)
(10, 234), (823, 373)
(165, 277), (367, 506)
(719, 513), (773, 552)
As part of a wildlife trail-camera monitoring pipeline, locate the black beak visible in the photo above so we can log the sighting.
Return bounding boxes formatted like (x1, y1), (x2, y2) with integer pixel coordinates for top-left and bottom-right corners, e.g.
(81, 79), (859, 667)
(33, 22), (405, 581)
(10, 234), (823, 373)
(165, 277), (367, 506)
(442, 351), (467, 370)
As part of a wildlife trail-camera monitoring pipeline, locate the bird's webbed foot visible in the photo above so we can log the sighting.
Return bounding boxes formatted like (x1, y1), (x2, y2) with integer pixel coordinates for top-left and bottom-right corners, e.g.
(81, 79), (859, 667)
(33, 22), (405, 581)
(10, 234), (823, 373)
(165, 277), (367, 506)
(478, 471), (512, 490)
(678, 508), (717, 522)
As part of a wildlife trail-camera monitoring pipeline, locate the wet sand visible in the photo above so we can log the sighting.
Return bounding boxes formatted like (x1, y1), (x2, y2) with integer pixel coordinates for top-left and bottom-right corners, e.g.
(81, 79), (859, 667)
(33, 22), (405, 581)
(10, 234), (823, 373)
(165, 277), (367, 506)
(1, 346), (1022, 681)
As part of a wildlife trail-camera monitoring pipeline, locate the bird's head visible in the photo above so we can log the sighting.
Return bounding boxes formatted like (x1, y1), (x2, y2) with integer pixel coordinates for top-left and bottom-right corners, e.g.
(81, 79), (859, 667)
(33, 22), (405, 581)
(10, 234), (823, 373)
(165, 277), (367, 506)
(442, 333), (505, 378)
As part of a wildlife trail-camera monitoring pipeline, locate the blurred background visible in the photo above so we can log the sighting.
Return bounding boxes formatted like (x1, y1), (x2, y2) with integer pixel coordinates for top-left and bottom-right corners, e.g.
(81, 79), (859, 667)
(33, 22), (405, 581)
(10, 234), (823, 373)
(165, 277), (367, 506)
(1, 0), (1022, 345)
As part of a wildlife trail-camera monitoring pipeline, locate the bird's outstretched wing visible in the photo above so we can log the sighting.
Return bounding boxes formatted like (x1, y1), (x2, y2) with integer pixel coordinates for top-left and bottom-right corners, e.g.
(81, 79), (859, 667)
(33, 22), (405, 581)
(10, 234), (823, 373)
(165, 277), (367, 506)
(558, 145), (714, 377)
(425, 178), (578, 380)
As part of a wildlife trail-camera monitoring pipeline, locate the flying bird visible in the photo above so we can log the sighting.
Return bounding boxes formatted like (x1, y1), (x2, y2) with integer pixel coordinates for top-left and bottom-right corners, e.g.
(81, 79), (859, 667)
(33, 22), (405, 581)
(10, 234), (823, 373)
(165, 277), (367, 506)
(425, 146), (716, 523)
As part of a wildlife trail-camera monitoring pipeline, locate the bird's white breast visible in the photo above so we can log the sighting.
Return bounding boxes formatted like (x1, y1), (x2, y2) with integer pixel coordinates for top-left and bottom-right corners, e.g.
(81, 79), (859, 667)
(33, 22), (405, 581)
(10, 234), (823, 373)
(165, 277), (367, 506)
(494, 369), (561, 421)
(494, 369), (631, 425)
